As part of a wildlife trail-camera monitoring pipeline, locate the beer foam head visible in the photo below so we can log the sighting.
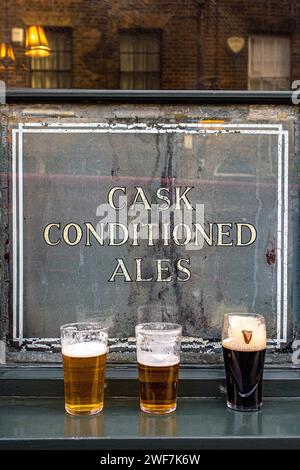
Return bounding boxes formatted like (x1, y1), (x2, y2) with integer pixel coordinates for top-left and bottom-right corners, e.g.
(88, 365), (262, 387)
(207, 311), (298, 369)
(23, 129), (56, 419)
(137, 351), (179, 367)
(222, 315), (266, 352)
(62, 341), (107, 358)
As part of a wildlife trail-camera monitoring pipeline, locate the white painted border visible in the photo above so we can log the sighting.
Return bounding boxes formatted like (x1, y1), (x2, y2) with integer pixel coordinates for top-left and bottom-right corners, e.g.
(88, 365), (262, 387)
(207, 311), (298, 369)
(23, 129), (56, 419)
(276, 132), (283, 345)
(11, 122), (289, 347)
(18, 124), (24, 341)
(282, 130), (289, 342)
(12, 129), (17, 340)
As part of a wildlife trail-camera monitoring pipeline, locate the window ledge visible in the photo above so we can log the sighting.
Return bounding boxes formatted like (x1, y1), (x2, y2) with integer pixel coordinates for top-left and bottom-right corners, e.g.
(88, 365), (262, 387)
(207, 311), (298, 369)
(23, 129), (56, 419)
(0, 366), (300, 449)
(0, 396), (300, 450)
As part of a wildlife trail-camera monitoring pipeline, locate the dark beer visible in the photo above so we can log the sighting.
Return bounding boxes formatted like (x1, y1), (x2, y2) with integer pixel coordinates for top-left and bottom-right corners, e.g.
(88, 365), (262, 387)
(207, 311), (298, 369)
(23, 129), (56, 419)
(222, 346), (266, 411)
(62, 342), (107, 415)
(138, 356), (179, 414)
(222, 313), (267, 411)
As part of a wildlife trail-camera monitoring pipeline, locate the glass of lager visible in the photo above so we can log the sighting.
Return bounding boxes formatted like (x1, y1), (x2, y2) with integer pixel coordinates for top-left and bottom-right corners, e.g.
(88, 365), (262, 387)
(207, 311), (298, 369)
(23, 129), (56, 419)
(135, 322), (182, 414)
(60, 322), (108, 416)
(222, 313), (267, 411)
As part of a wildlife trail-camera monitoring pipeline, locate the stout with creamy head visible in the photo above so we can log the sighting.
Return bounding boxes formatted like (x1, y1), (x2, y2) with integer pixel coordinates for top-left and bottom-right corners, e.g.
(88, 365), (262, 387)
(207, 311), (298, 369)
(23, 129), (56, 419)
(222, 314), (267, 411)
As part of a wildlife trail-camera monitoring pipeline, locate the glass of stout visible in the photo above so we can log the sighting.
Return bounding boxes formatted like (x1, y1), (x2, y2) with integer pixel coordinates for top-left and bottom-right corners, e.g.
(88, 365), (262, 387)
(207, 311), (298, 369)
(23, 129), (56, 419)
(222, 313), (267, 411)
(135, 323), (182, 414)
(61, 322), (108, 416)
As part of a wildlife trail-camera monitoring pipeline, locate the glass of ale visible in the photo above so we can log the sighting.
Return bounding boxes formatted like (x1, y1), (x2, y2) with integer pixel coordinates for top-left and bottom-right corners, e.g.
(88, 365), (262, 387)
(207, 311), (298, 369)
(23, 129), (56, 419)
(222, 313), (267, 411)
(60, 322), (108, 416)
(135, 322), (182, 414)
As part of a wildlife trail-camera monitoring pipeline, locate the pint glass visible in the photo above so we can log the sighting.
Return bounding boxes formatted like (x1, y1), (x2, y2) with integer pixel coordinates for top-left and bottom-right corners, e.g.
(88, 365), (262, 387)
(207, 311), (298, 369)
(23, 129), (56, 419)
(135, 322), (182, 414)
(222, 313), (267, 411)
(60, 322), (108, 416)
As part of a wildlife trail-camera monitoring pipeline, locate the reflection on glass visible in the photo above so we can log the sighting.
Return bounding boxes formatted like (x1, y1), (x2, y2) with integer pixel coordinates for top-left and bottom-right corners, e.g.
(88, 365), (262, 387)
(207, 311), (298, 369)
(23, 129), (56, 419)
(2, 1), (298, 90)
(64, 412), (105, 437)
(225, 407), (263, 436)
(139, 412), (177, 436)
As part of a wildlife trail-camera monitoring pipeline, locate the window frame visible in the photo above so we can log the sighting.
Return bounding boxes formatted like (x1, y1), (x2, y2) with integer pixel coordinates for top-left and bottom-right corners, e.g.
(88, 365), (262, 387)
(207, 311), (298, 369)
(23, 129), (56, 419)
(118, 28), (162, 90)
(1, 89), (299, 372)
(30, 27), (73, 90)
(248, 34), (292, 91)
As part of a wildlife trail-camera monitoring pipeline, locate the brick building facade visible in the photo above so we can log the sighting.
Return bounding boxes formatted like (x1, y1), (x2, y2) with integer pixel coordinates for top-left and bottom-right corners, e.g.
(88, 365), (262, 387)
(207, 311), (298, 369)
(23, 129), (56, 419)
(1, 0), (300, 89)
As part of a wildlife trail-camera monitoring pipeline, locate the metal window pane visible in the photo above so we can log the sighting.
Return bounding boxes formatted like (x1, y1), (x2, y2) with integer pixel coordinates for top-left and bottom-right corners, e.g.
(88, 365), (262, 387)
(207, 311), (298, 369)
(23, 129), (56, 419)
(262, 37), (276, 77)
(275, 38), (290, 77)
(250, 36), (263, 77)
(249, 35), (290, 90)
(134, 53), (148, 72)
(31, 72), (43, 88)
(58, 52), (71, 71)
(30, 28), (72, 89)
(248, 78), (262, 90)
(120, 53), (134, 72)
(133, 72), (147, 88)
(273, 78), (290, 90)
(120, 72), (134, 89)
(119, 31), (161, 90)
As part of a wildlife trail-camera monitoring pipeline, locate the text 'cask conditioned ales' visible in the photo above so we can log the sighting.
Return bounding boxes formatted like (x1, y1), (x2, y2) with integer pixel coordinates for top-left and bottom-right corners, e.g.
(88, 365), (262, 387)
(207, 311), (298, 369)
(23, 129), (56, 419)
(62, 342), (107, 415)
(222, 314), (267, 411)
(138, 352), (180, 414)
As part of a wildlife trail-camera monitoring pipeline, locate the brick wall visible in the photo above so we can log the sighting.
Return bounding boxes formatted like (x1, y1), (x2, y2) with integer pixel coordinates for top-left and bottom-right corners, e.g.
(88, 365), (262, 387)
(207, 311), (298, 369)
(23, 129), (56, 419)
(1, 0), (300, 89)
(200, 0), (300, 89)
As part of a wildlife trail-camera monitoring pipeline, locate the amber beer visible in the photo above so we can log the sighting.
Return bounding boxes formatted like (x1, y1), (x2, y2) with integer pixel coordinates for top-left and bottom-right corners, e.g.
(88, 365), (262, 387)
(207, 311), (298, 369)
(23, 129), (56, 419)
(138, 355), (180, 414)
(61, 323), (108, 416)
(222, 313), (267, 411)
(136, 323), (182, 414)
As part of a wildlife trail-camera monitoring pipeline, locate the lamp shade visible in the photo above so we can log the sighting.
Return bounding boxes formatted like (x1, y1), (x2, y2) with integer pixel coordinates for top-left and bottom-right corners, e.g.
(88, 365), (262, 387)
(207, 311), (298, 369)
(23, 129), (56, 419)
(25, 26), (51, 58)
(0, 43), (15, 62)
